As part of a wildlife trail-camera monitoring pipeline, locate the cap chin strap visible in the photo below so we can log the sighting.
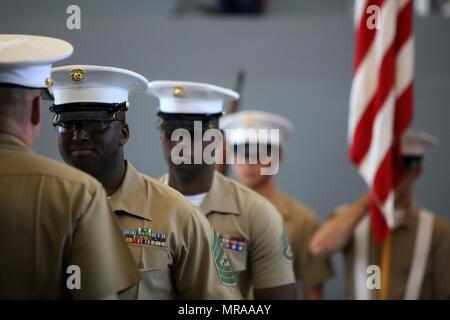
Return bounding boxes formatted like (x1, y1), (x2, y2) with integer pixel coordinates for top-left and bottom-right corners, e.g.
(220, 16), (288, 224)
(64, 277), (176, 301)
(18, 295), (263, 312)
(49, 101), (128, 124)
(51, 110), (124, 124)
(157, 110), (223, 120)
(49, 101), (128, 113)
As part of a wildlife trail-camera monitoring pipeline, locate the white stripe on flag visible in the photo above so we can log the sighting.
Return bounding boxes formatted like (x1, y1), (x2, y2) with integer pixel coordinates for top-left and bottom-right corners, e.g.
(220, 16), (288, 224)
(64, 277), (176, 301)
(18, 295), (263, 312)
(381, 191), (395, 227)
(396, 37), (414, 97)
(354, 0), (369, 29)
(358, 90), (395, 188)
(348, 0), (398, 144)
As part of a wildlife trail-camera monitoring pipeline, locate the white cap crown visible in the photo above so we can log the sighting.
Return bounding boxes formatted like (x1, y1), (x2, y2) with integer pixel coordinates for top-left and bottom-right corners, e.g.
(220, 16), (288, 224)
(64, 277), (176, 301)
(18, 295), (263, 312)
(401, 130), (438, 157)
(0, 34), (73, 88)
(147, 80), (239, 115)
(220, 110), (295, 145)
(50, 65), (148, 105)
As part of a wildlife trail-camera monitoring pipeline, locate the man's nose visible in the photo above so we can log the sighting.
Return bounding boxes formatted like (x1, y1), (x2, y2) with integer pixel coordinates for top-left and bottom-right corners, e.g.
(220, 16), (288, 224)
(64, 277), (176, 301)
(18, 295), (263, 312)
(72, 126), (90, 142)
(172, 136), (191, 148)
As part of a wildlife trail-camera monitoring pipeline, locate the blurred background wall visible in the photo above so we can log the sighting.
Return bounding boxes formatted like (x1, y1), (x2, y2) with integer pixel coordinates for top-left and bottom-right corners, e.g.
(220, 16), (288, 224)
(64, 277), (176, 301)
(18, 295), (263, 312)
(1, 0), (449, 299)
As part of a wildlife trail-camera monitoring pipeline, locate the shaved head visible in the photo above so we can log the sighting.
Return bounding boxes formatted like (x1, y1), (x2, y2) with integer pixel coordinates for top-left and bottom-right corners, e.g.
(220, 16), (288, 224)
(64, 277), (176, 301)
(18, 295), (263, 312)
(0, 86), (40, 122)
(0, 85), (43, 146)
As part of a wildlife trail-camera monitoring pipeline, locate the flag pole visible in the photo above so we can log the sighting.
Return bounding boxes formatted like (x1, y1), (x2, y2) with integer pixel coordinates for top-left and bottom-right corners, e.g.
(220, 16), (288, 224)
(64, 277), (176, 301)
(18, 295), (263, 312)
(380, 234), (392, 299)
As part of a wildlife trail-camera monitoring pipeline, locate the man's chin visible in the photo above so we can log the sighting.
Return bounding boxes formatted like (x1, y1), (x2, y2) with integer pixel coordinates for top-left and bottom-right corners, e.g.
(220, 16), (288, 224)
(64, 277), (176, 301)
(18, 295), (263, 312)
(171, 163), (196, 172)
(246, 176), (270, 190)
(170, 162), (209, 177)
(66, 156), (99, 177)
(247, 181), (264, 189)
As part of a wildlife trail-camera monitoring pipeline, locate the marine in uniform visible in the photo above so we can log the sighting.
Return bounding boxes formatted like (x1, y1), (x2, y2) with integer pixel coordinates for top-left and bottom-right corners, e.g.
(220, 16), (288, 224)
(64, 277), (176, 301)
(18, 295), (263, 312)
(220, 110), (334, 299)
(49, 66), (242, 300)
(310, 130), (450, 299)
(0, 35), (139, 299)
(148, 81), (297, 299)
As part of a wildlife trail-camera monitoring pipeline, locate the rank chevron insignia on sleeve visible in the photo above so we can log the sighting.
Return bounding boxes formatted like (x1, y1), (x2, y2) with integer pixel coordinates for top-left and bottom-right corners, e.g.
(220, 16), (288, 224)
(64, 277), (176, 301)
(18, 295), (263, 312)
(212, 231), (237, 286)
(281, 226), (293, 261)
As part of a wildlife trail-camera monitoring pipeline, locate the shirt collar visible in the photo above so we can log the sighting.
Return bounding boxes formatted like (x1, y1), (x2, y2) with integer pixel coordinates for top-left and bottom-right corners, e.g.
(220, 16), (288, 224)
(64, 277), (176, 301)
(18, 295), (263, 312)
(108, 161), (152, 221)
(160, 171), (240, 216)
(0, 133), (30, 152)
(200, 171), (240, 215)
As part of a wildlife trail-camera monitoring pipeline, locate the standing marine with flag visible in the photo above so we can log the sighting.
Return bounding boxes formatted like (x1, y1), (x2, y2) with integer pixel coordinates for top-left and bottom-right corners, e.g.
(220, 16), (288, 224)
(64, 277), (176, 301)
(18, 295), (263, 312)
(309, 0), (450, 299)
(310, 130), (450, 299)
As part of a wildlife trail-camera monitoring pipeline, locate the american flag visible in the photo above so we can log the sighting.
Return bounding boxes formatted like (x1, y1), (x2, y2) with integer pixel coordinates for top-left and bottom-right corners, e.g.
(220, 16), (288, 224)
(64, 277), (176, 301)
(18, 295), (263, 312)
(349, 0), (414, 242)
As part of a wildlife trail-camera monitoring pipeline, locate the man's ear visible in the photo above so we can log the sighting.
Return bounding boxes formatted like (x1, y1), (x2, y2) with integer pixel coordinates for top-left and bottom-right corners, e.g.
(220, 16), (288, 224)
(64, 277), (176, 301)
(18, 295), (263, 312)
(30, 95), (42, 126)
(119, 122), (130, 146)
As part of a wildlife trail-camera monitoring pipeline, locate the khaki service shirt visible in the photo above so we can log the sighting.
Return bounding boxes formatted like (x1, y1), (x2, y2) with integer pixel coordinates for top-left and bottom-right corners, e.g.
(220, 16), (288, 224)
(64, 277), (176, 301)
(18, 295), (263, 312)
(269, 190), (334, 290)
(0, 133), (139, 299)
(161, 171), (296, 299)
(336, 201), (450, 299)
(111, 162), (242, 300)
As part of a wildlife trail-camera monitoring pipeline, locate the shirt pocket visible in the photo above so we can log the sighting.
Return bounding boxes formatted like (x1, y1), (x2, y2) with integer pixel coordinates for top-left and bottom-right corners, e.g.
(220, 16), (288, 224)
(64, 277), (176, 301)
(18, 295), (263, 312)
(225, 249), (248, 273)
(138, 246), (175, 299)
(225, 250), (250, 297)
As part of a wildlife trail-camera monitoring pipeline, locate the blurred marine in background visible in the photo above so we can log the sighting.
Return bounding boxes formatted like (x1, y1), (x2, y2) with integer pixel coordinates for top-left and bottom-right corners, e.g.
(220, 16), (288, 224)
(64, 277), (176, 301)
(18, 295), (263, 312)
(221, 110), (334, 299)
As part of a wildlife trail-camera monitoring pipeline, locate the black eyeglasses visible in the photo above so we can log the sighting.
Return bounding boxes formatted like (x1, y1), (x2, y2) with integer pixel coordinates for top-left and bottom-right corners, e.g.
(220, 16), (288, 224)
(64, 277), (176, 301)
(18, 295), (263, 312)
(53, 120), (121, 134)
(161, 127), (214, 141)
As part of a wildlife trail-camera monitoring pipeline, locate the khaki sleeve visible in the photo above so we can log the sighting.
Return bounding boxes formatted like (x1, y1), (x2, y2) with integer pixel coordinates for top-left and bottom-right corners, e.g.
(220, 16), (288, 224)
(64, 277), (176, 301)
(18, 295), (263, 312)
(296, 217), (334, 289)
(431, 218), (450, 299)
(249, 202), (296, 289)
(329, 205), (355, 253)
(68, 186), (140, 299)
(173, 207), (243, 300)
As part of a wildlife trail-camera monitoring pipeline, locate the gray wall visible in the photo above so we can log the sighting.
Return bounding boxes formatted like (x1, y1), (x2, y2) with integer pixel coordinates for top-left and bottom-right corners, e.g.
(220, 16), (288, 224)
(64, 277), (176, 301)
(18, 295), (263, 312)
(1, 0), (449, 299)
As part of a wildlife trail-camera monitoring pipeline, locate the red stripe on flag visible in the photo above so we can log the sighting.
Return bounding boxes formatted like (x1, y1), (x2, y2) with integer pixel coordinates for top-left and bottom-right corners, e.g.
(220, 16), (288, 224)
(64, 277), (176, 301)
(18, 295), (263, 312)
(396, 0), (413, 48)
(353, 0), (384, 73)
(395, 83), (413, 137)
(393, 1), (414, 186)
(372, 146), (394, 204)
(350, 42), (396, 166)
(369, 196), (390, 243)
(394, 0), (413, 138)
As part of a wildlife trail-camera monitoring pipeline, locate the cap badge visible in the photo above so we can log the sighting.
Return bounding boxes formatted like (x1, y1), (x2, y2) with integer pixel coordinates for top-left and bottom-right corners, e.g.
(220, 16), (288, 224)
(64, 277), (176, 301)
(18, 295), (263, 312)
(45, 78), (53, 88)
(243, 115), (255, 127)
(173, 86), (185, 97)
(70, 68), (86, 81)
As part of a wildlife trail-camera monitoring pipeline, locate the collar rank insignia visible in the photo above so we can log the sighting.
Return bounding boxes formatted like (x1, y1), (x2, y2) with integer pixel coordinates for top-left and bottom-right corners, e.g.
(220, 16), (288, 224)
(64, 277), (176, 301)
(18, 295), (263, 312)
(218, 233), (247, 252)
(123, 228), (167, 248)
